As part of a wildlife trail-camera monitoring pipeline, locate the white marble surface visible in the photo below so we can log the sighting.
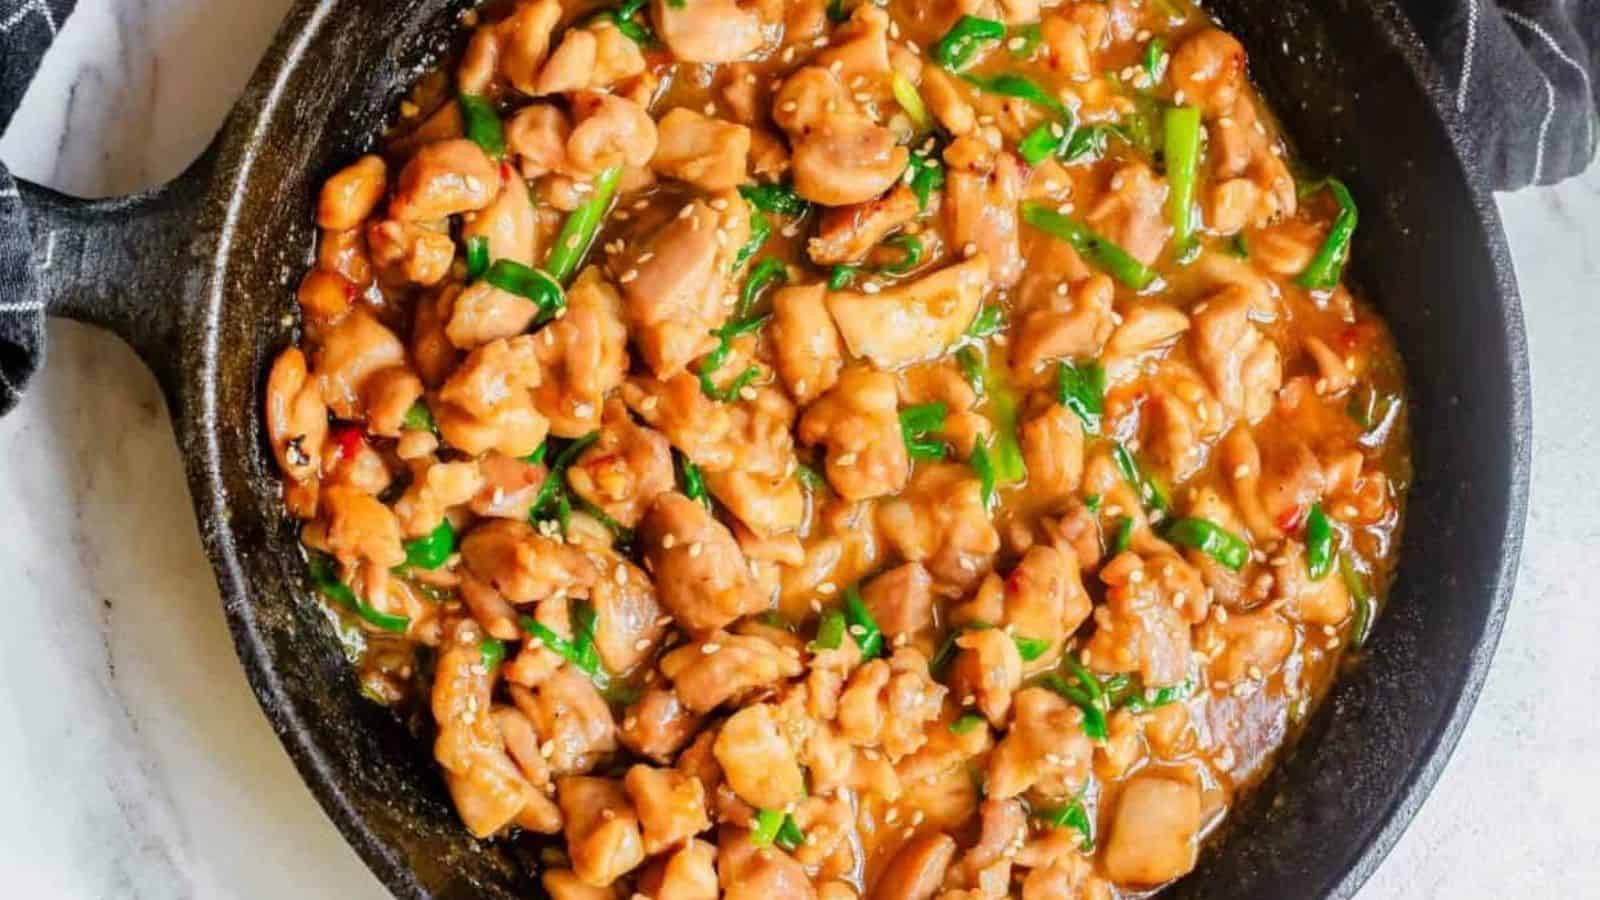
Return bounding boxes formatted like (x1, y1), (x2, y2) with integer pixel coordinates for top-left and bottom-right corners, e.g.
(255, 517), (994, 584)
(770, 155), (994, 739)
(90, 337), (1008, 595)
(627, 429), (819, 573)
(0, 1), (1595, 897)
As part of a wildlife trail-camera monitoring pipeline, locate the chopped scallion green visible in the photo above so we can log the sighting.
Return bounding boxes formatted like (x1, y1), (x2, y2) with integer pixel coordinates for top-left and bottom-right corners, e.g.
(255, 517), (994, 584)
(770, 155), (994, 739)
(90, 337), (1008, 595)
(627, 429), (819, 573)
(843, 586), (884, 659)
(546, 166), (622, 283)
(1306, 503), (1335, 579)
(1163, 517), (1250, 570)
(1054, 360), (1106, 434)
(1021, 202), (1157, 290)
(458, 94), (505, 159)
(485, 259), (565, 324)
(1296, 178), (1358, 290)
(403, 519), (457, 570)
(931, 15), (1006, 71)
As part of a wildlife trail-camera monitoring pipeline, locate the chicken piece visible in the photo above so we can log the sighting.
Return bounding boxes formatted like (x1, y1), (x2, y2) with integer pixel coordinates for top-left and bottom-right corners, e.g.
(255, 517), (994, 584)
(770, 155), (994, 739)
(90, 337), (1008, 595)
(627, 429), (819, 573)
(826, 254), (989, 369)
(1106, 303), (1190, 360)
(412, 288), (461, 389)
(460, 519), (598, 604)
(296, 267), (355, 324)
(722, 385), (801, 479)
(807, 184), (919, 266)
(949, 626), (1022, 726)
(567, 91), (659, 178)
(653, 0), (764, 63)
(535, 21), (646, 94)
(557, 775), (646, 887)
(921, 65), (976, 135)
(531, 268), (630, 437)
(952, 797), (1028, 892)
(659, 630), (805, 712)
(588, 554), (667, 672)
(366, 219), (455, 286)
(702, 468), (804, 541)
(1102, 775), (1201, 885)
(786, 793), (855, 867)
(1272, 543), (1352, 626)
(566, 400), (674, 528)
(266, 347), (328, 486)
(389, 139), (502, 222)
(713, 703), (806, 809)
(637, 839), (720, 900)
(775, 66), (909, 206)
(1039, 3), (1108, 80)
(622, 373), (738, 470)
(506, 103), (571, 177)
(317, 154), (387, 231)
(814, 4), (892, 79)
(1084, 162), (1168, 266)
(1189, 288), (1282, 423)
(1019, 403), (1084, 505)
(1007, 545), (1091, 665)
(435, 335), (550, 457)
(1083, 554), (1193, 687)
(944, 136), (1024, 288)
(1208, 94), (1298, 227)
(511, 665), (619, 776)
(617, 191), (749, 376)
(799, 368), (909, 501)
(652, 108), (752, 191)
(1255, 437), (1326, 530)
(792, 115), (910, 207)
(871, 833), (956, 900)
(877, 463), (1001, 592)
(470, 451), (548, 520)
(1169, 27), (1247, 115)
(1304, 335), (1356, 396)
(467, 0), (564, 94)
(543, 870), (616, 900)
(860, 562), (936, 640)
(492, 704), (565, 830)
(361, 367), (424, 439)
(1010, 273), (1115, 377)
(836, 648), (947, 761)
(769, 283), (845, 405)
(624, 764), (712, 855)
(446, 279), (541, 350)
(313, 310), (407, 420)
(319, 485), (406, 570)
(392, 459), (482, 539)
(462, 160), (538, 264)
(986, 687), (1093, 800)
(433, 621), (538, 838)
(640, 493), (767, 634)
(620, 688), (706, 762)
(719, 828), (819, 900)
(1199, 607), (1294, 683)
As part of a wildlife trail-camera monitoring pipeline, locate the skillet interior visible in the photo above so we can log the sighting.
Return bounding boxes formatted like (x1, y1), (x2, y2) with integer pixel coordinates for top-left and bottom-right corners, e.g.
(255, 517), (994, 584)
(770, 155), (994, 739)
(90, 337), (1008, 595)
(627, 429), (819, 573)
(166, 0), (1527, 896)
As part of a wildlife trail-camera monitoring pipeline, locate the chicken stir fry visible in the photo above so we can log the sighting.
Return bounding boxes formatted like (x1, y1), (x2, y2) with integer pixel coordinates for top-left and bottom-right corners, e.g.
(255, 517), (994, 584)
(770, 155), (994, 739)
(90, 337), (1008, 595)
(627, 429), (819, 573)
(268, 0), (1410, 895)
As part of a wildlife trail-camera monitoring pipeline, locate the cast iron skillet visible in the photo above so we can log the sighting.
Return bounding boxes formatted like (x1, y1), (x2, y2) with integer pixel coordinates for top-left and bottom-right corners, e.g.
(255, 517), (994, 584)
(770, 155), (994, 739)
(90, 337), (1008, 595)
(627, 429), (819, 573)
(16, 0), (1529, 896)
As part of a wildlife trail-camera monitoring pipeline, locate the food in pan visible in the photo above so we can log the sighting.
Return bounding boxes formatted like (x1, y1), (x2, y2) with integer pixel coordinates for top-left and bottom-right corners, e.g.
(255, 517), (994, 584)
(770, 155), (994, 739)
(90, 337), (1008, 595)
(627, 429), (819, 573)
(264, 0), (1409, 894)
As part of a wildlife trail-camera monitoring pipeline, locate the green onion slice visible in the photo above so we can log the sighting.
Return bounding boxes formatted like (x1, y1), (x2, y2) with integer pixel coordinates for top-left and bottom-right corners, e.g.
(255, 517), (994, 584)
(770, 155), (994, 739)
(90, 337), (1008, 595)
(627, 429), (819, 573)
(879, 234), (924, 275)
(401, 400), (438, 434)
(970, 436), (997, 510)
(458, 94), (505, 159)
(739, 258), (789, 317)
(1055, 360), (1106, 434)
(480, 638), (506, 670)
(907, 147), (946, 211)
(1163, 106), (1202, 252)
(464, 234), (490, 280)
(966, 304), (1004, 337)
(1014, 635), (1052, 662)
(520, 613), (601, 677)
(1111, 515), (1135, 555)
(676, 450), (711, 510)
(931, 15), (1006, 71)
(811, 610), (848, 651)
(950, 711), (987, 734)
(738, 182), (811, 218)
(485, 259), (565, 324)
(546, 166), (623, 283)
(1021, 202), (1157, 290)
(403, 519), (457, 570)
(1111, 442), (1170, 515)
(957, 346), (986, 397)
(1163, 517), (1251, 571)
(1305, 503), (1335, 579)
(843, 586), (884, 659)
(750, 808), (785, 846)
(1033, 799), (1094, 850)
(308, 554), (410, 633)
(892, 72), (932, 133)
(1296, 178), (1358, 290)
(899, 402), (949, 461)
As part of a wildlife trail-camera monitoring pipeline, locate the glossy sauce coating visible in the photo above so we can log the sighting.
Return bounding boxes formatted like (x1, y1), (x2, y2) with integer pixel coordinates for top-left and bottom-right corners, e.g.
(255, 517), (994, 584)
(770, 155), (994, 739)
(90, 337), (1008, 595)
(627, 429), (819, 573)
(265, 0), (1410, 896)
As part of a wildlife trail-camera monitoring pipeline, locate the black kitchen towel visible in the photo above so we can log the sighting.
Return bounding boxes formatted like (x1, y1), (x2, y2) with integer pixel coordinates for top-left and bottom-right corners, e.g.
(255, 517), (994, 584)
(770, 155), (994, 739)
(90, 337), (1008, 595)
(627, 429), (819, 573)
(1, 0), (76, 415)
(0, 0), (1595, 415)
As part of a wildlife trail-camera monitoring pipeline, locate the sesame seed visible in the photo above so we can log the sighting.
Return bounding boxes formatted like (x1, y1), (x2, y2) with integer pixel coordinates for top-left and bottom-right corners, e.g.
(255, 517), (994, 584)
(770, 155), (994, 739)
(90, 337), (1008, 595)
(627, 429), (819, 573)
(689, 541), (703, 558)
(818, 581), (837, 595)
(702, 642), (721, 654)
(634, 638), (651, 651)
(662, 533), (677, 549)
(835, 452), (857, 467)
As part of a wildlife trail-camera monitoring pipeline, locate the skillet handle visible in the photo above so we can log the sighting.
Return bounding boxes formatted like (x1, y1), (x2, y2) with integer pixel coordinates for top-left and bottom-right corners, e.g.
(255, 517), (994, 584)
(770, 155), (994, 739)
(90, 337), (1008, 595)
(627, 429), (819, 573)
(18, 138), (221, 401)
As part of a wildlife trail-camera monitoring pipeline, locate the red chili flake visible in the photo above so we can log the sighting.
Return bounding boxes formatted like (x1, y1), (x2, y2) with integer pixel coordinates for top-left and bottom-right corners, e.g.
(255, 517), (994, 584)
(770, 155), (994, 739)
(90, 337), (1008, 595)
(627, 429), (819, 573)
(1278, 504), (1307, 535)
(332, 424), (365, 462)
